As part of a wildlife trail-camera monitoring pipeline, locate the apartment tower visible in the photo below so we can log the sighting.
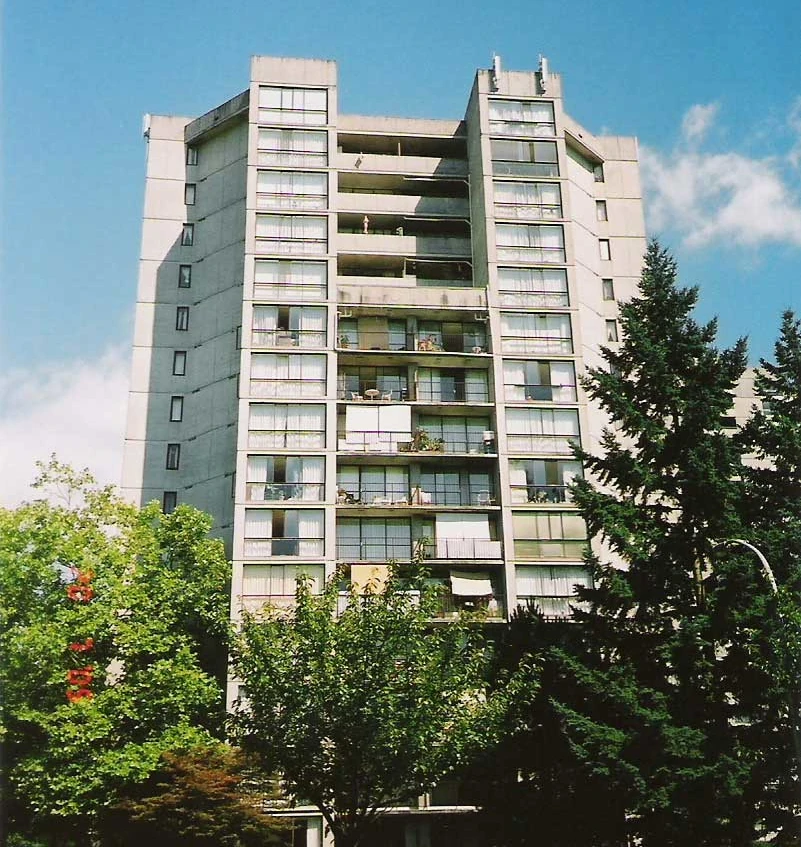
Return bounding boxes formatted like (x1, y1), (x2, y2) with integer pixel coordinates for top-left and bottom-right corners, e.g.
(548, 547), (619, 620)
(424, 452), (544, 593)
(122, 54), (646, 845)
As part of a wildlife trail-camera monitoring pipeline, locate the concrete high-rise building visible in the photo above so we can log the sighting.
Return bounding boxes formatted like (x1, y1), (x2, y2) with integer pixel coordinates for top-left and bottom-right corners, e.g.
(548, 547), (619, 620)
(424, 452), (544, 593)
(123, 54), (646, 845)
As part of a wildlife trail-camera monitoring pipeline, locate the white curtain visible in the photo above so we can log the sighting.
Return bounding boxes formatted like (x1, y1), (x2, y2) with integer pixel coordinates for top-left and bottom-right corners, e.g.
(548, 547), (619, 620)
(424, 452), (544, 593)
(503, 360), (526, 401)
(256, 215), (326, 240)
(297, 510), (324, 556)
(551, 361), (576, 401)
(286, 404), (325, 448)
(465, 370), (488, 402)
(244, 509), (272, 539)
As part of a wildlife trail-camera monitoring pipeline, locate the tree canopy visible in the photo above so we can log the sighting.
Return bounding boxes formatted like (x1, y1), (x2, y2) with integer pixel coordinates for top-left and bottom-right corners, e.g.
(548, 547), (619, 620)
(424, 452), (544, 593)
(1, 459), (231, 846)
(231, 565), (499, 847)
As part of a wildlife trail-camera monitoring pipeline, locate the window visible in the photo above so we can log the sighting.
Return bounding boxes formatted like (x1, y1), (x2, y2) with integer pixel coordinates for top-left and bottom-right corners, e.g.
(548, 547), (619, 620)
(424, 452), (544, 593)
(175, 306), (190, 331)
(593, 163), (605, 182)
(416, 415), (492, 453)
(602, 278), (615, 301)
(497, 267), (568, 308)
(169, 396), (184, 422)
(252, 305), (327, 348)
(416, 368), (489, 403)
(503, 360), (577, 403)
(500, 313), (573, 355)
(336, 518), (412, 561)
(599, 239), (611, 261)
(258, 86), (328, 126)
(491, 139), (559, 178)
(506, 408), (580, 455)
(243, 508), (325, 557)
(247, 455), (325, 502)
(488, 99), (556, 137)
(166, 443), (181, 470)
(186, 146), (198, 166)
(509, 459), (583, 504)
(606, 319), (619, 342)
(596, 200), (608, 221)
(178, 265), (192, 288)
(256, 171), (327, 210)
(512, 512), (587, 560)
(180, 224), (194, 246)
(257, 128), (328, 168)
(248, 403), (326, 449)
(493, 181), (562, 220)
(496, 224), (565, 264)
(184, 184), (196, 205)
(250, 354), (327, 398)
(516, 564), (592, 617)
(242, 563), (324, 601)
(337, 465), (410, 505)
(172, 350), (187, 376)
(254, 259), (327, 301)
(255, 215), (327, 255)
(162, 491), (178, 514)
(338, 366), (409, 401)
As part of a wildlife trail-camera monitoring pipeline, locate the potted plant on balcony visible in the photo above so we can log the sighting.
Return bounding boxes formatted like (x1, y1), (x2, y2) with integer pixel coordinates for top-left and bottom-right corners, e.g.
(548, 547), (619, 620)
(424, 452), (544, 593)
(338, 333), (351, 349)
(411, 428), (444, 452)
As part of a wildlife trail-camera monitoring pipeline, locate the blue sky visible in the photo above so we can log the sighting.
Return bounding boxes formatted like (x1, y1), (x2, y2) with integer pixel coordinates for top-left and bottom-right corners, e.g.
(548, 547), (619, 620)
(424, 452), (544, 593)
(2, 0), (800, 501)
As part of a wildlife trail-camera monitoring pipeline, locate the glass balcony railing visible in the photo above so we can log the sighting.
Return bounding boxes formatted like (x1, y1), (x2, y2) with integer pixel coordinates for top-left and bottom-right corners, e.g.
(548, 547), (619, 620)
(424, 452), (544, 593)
(336, 484), (495, 507)
(498, 290), (569, 308)
(250, 378), (327, 399)
(246, 482), (325, 502)
(503, 383), (577, 403)
(506, 434), (578, 455)
(510, 484), (573, 504)
(251, 329), (327, 348)
(247, 429), (326, 450)
(336, 537), (502, 561)
(243, 538), (325, 558)
(336, 329), (487, 354)
(336, 430), (495, 454)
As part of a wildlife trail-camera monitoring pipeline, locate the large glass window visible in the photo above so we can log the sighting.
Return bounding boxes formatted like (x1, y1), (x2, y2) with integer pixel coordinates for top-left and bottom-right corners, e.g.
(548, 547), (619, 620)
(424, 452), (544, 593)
(337, 466), (409, 505)
(506, 408), (579, 455)
(496, 224), (565, 264)
(417, 470), (494, 506)
(493, 181), (561, 221)
(257, 128), (328, 168)
(516, 564), (591, 618)
(503, 360), (577, 403)
(489, 99), (555, 137)
(241, 564), (324, 606)
(248, 403), (325, 450)
(497, 267), (568, 308)
(243, 508), (324, 557)
(338, 367), (408, 401)
(252, 305), (327, 348)
(416, 368), (489, 403)
(491, 139), (558, 178)
(246, 455), (324, 502)
(254, 259), (327, 302)
(416, 415), (492, 453)
(500, 313), (572, 355)
(336, 518), (412, 561)
(256, 171), (327, 211)
(258, 86), (328, 126)
(255, 215), (327, 255)
(508, 459), (582, 504)
(512, 512), (587, 560)
(250, 354), (326, 398)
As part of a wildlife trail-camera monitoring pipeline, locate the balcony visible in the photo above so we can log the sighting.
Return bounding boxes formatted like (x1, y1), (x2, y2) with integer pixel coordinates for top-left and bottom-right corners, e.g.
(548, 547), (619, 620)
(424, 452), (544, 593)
(248, 429), (326, 450)
(503, 383), (578, 404)
(336, 537), (501, 561)
(420, 538), (503, 560)
(337, 430), (494, 455)
(506, 434), (578, 456)
(500, 337), (573, 356)
(336, 327), (488, 355)
(337, 192), (469, 218)
(510, 484), (573, 504)
(250, 378), (327, 399)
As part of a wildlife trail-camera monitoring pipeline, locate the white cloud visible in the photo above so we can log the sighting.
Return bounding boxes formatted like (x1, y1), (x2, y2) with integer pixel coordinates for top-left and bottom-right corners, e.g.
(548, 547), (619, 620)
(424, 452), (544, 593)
(0, 346), (130, 507)
(642, 102), (801, 249)
(681, 102), (719, 145)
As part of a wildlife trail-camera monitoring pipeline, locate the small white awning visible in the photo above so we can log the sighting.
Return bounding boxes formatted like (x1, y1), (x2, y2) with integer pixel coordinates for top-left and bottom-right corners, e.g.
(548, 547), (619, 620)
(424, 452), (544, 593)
(450, 570), (493, 597)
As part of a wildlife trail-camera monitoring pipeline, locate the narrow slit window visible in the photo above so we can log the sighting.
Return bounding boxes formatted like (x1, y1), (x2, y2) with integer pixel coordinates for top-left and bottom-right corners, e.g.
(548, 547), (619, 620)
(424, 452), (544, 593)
(178, 265), (192, 288)
(181, 224), (194, 246)
(602, 278), (615, 301)
(606, 319), (619, 342)
(596, 200), (608, 221)
(176, 306), (190, 331)
(163, 491), (178, 513)
(170, 396), (184, 422)
(166, 443), (181, 470)
(599, 239), (611, 261)
(172, 350), (187, 376)
(186, 146), (198, 166)
(184, 184), (196, 205)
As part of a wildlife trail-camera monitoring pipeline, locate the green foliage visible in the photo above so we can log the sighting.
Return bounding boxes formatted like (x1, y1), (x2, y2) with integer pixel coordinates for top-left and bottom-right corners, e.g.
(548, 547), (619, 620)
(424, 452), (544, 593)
(1, 459), (231, 845)
(98, 744), (286, 847)
(231, 565), (498, 847)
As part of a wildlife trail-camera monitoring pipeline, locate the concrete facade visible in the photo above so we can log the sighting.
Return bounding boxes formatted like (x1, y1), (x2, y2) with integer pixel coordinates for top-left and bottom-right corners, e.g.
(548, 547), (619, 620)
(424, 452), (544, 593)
(123, 54), (648, 847)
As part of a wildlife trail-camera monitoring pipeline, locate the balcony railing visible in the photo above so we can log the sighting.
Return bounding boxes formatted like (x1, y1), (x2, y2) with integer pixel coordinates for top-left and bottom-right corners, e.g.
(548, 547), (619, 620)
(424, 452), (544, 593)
(498, 290), (569, 309)
(255, 237), (327, 256)
(492, 161), (559, 179)
(513, 539), (586, 560)
(336, 484), (495, 507)
(504, 383), (577, 403)
(421, 538), (504, 560)
(496, 245), (566, 264)
(240, 594), (299, 613)
(337, 537), (502, 561)
(248, 430), (326, 450)
(244, 538), (325, 558)
(256, 193), (327, 211)
(254, 282), (327, 302)
(506, 434), (578, 455)
(337, 430), (494, 454)
(336, 330), (487, 354)
(257, 151), (327, 168)
(250, 378), (327, 399)
(488, 120), (556, 137)
(252, 329), (327, 349)
(500, 337), (573, 356)
(417, 384), (489, 403)
(246, 482), (325, 502)
(510, 484), (572, 504)
(334, 591), (505, 620)
(494, 202), (562, 221)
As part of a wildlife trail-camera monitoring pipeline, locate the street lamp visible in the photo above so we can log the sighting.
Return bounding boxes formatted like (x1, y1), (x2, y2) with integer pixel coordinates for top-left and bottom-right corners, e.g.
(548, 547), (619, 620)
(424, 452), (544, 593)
(712, 538), (801, 845)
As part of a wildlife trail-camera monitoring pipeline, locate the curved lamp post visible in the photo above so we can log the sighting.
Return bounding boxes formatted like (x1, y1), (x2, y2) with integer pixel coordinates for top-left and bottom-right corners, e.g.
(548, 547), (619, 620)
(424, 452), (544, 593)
(712, 538), (800, 844)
